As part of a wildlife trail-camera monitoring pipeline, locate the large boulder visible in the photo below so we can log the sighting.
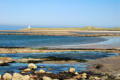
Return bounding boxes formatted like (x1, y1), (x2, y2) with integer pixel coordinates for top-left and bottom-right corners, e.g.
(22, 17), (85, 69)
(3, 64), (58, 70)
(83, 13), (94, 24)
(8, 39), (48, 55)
(12, 73), (23, 80)
(28, 63), (37, 69)
(3, 73), (12, 80)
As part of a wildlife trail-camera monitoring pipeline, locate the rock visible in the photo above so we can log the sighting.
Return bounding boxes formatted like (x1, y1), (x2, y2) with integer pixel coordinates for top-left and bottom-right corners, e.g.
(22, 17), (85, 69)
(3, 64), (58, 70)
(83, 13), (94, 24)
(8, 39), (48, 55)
(46, 72), (52, 74)
(0, 75), (1, 80)
(74, 75), (81, 79)
(115, 74), (120, 80)
(23, 68), (31, 72)
(3, 73), (12, 80)
(39, 69), (46, 73)
(53, 79), (59, 80)
(81, 73), (87, 79)
(28, 63), (37, 69)
(64, 78), (77, 80)
(0, 57), (14, 66)
(12, 73), (30, 80)
(12, 73), (23, 80)
(39, 66), (45, 68)
(23, 75), (30, 80)
(47, 68), (53, 71)
(16, 58), (45, 63)
(69, 67), (76, 73)
(74, 72), (79, 75)
(100, 76), (108, 80)
(43, 76), (52, 80)
(89, 76), (100, 80)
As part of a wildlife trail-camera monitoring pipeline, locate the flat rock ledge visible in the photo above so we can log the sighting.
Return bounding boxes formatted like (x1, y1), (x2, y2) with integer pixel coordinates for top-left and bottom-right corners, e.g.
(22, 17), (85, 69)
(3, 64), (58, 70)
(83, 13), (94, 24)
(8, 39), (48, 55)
(0, 57), (14, 66)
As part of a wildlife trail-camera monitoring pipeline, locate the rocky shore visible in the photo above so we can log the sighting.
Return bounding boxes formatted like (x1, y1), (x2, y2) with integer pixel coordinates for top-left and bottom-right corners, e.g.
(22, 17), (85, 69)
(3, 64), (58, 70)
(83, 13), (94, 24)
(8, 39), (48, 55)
(1, 56), (120, 80)
(0, 63), (119, 80)
(0, 57), (14, 66)
(0, 56), (86, 65)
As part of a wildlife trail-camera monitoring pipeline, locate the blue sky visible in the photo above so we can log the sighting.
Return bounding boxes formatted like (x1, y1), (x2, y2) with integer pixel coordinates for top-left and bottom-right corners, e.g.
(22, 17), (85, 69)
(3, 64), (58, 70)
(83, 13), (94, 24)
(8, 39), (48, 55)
(0, 0), (120, 28)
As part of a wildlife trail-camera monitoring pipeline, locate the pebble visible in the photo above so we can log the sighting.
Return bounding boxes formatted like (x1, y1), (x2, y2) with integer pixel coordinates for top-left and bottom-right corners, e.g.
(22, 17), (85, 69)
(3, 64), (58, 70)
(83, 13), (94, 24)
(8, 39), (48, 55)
(28, 63), (37, 70)
(69, 67), (76, 73)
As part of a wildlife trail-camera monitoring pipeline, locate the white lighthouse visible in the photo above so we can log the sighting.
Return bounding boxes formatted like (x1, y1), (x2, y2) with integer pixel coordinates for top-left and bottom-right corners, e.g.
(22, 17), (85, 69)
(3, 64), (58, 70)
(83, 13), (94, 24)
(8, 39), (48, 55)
(28, 25), (31, 29)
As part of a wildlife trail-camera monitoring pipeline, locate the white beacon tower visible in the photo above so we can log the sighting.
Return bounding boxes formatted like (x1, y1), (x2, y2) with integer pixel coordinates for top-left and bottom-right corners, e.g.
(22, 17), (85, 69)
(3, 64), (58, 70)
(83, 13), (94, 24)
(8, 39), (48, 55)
(28, 25), (31, 29)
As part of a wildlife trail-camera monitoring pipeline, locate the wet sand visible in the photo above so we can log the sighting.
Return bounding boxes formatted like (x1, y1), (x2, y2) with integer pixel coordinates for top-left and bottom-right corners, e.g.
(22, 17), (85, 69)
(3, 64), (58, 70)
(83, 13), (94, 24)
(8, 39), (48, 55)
(87, 56), (120, 75)
(0, 48), (120, 53)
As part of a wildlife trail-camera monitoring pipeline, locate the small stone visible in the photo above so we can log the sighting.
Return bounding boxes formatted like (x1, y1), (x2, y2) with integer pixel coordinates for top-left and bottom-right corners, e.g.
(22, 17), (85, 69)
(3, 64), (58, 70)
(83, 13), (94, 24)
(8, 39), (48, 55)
(47, 68), (53, 71)
(89, 76), (100, 80)
(39, 66), (45, 68)
(43, 76), (52, 80)
(46, 72), (52, 74)
(3, 73), (12, 80)
(74, 72), (79, 75)
(94, 77), (101, 80)
(0, 75), (2, 80)
(53, 79), (59, 80)
(23, 68), (31, 72)
(74, 75), (81, 79)
(69, 67), (76, 73)
(81, 73), (87, 79)
(64, 78), (77, 80)
(28, 63), (37, 70)
(39, 69), (46, 73)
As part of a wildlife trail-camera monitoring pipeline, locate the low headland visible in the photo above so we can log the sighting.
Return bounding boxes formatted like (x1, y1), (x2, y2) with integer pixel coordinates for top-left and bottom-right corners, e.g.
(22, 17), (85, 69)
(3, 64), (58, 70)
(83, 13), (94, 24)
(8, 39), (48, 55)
(1, 26), (120, 37)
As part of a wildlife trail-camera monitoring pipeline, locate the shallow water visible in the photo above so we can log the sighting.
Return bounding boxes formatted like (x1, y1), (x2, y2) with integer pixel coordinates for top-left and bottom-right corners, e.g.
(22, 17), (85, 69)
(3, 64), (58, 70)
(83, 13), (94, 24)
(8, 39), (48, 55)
(0, 35), (107, 48)
(0, 51), (118, 74)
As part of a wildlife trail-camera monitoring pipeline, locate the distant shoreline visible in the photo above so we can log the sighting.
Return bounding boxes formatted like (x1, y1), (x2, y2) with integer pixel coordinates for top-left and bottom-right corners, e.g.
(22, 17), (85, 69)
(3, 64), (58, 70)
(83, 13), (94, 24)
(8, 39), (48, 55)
(1, 30), (120, 37)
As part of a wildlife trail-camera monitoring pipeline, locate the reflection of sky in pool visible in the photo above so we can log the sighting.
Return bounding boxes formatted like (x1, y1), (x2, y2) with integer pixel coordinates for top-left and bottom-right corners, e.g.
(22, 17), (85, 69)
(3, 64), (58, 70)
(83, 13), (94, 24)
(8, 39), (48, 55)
(89, 37), (120, 48)
(0, 35), (107, 48)
(0, 51), (118, 60)
(0, 51), (118, 74)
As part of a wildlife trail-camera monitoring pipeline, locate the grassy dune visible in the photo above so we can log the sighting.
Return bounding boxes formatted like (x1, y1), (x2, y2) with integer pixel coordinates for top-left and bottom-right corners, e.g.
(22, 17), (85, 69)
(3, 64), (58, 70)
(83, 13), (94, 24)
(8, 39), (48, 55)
(21, 26), (120, 31)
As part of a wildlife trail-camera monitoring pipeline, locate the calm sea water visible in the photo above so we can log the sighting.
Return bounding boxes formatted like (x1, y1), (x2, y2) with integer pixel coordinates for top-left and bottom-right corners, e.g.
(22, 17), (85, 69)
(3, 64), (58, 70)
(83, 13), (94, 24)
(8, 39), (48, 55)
(0, 25), (26, 30)
(0, 51), (118, 74)
(0, 35), (107, 48)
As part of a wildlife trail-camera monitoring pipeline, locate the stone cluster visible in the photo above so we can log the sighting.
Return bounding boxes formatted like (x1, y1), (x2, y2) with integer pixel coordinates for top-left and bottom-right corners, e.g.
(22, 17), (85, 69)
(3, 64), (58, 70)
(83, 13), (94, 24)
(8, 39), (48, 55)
(0, 63), (118, 80)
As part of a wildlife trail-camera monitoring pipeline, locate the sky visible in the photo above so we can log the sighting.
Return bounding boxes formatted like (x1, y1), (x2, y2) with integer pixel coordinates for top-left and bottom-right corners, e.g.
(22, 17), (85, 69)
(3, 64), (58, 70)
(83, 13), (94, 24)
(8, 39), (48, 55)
(0, 0), (120, 28)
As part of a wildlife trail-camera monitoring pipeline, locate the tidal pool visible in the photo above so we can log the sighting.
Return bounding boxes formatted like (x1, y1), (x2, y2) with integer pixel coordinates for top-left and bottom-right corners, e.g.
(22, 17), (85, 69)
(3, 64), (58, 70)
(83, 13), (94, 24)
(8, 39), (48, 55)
(0, 51), (118, 74)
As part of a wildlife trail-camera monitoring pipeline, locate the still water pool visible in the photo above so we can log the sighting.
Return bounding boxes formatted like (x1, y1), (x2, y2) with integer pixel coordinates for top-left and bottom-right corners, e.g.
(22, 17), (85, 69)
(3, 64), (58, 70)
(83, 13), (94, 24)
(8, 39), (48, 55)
(0, 35), (107, 48)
